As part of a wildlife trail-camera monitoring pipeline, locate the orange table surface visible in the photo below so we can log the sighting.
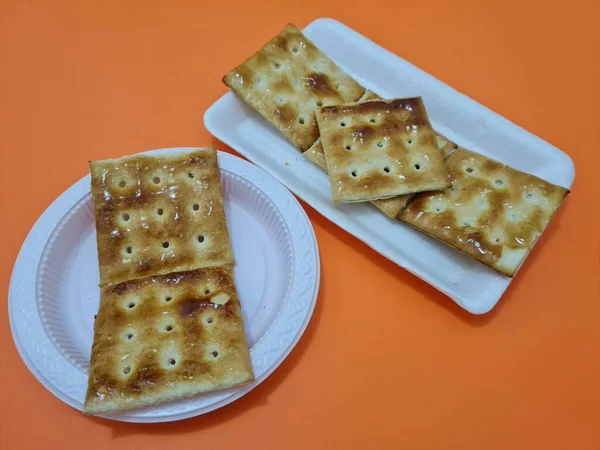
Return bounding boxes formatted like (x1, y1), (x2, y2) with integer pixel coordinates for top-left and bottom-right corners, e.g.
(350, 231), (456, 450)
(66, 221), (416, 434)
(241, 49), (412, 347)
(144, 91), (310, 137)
(1, 1), (599, 449)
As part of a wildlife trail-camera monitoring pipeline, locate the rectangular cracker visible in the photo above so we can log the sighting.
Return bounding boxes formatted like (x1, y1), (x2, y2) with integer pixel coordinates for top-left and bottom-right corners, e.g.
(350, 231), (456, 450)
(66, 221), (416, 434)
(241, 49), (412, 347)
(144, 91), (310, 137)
(400, 148), (569, 277)
(305, 91), (455, 218)
(90, 148), (234, 287)
(84, 266), (254, 415)
(316, 97), (451, 203)
(223, 23), (365, 151)
(304, 90), (410, 218)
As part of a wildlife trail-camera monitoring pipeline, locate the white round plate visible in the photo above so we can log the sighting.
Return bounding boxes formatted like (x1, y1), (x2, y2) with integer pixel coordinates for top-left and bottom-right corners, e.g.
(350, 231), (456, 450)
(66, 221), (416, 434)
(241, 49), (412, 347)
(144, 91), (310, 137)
(8, 148), (320, 423)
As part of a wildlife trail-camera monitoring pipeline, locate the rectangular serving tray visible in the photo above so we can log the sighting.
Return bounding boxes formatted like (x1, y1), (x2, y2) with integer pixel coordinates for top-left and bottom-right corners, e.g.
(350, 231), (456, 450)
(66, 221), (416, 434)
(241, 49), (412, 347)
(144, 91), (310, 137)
(204, 18), (575, 314)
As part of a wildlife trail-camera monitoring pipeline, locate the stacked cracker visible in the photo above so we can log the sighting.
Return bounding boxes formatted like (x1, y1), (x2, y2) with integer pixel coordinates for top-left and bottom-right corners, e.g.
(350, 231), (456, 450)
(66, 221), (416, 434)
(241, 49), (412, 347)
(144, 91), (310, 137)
(223, 24), (568, 278)
(84, 149), (254, 415)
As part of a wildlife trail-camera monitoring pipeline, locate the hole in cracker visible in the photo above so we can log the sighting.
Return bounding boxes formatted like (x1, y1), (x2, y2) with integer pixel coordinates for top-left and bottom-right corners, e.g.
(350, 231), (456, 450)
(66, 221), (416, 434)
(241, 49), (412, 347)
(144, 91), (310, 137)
(157, 208), (164, 216)
(298, 117), (305, 124)
(351, 170), (357, 177)
(193, 203), (200, 211)
(122, 213), (130, 221)
(211, 351), (219, 358)
(370, 118), (376, 123)
(167, 358), (176, 366)
(377, 142), (383, 148)
(466, 167), (474, 173)
(291, 47), (298, 53)
(414, 164), (421, 170)
(204, 289), (210, 295)
(340, 122), (346, 127)
(153, 176), (161, 184)
(435, 208), (441, 212)
(273, 62), (280, 69)
(383, 167), (390, 173)
(206, 316), (214, 324)
(165, 325), (173, 332)
(126, 246), (133, 254)
(407, 139), (413, 145)
(495, 179), (503, 186)
(525, 192), (533, 199)
(495, 238), (500, 243)
(127, 302), (136, 309)
(188, 172), (195, 179)
(165, 296), (172, 302)
(126, 332), (134, 340)
(162, 241), (170, 249)
(316, 100), (323, 107)
(123, 367), (131, 374)
(197, 235), (205, 243)
(346, 145), (352, 150)
(119, 180), (127, 188)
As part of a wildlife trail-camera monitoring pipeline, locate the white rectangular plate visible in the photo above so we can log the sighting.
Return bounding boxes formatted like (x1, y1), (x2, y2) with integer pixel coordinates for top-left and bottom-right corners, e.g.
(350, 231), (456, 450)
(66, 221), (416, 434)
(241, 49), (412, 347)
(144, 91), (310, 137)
(204, 18), (575, 314)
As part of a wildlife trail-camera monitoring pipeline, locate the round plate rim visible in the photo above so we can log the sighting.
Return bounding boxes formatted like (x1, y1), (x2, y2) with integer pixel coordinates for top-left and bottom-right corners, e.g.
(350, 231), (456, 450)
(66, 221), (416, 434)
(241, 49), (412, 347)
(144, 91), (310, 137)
(8, 147), (320, 423)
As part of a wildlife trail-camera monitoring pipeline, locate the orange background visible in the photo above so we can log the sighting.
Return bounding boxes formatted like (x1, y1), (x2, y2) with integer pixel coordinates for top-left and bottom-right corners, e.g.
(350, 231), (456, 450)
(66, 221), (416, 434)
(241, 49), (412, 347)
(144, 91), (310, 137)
(1, 1), (599, 449)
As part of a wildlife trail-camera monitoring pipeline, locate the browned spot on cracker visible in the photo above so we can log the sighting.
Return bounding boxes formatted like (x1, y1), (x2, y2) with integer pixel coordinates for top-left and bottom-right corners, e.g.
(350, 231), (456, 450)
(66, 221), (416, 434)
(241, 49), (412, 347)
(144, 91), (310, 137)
(178, 298), (209, 318)
(275, 104), (296, 124)
(304, 73), (337, 96)
(273, 78), (294, 95)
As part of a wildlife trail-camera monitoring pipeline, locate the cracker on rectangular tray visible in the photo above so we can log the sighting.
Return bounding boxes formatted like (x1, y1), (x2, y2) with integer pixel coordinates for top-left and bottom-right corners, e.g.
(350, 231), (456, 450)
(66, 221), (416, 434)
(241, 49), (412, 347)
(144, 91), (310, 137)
(90, 148), (234, 287)
(223, 24), (365, 151)
(84, 266), (254, 415)
(316, 97), (451, 203)
(305, 91), (456, 217)
(304, 90), (411, 218)
(399, 148), (569, 276)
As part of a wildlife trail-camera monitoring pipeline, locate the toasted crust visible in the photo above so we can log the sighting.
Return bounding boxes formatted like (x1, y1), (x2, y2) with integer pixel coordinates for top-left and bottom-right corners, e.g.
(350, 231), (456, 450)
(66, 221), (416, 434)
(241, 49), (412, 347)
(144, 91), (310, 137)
(83, 266), (254, 415)
(400, 148), (569, 276)
(434, 133), (459, 159)
(89, 148), (234, 287)
(303, 91), (410, 218)
(304, 139), (411, 218)
(223, 24), (365, 151)
(316, 97), (451, 203)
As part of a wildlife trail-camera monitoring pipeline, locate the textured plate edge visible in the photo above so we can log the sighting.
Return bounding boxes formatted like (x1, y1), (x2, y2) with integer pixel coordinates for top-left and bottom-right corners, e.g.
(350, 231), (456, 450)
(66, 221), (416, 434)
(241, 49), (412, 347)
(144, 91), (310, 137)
(203, 17), (576, 315)
(8, 177), (91, 413)
(8, 148), (321, 422)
